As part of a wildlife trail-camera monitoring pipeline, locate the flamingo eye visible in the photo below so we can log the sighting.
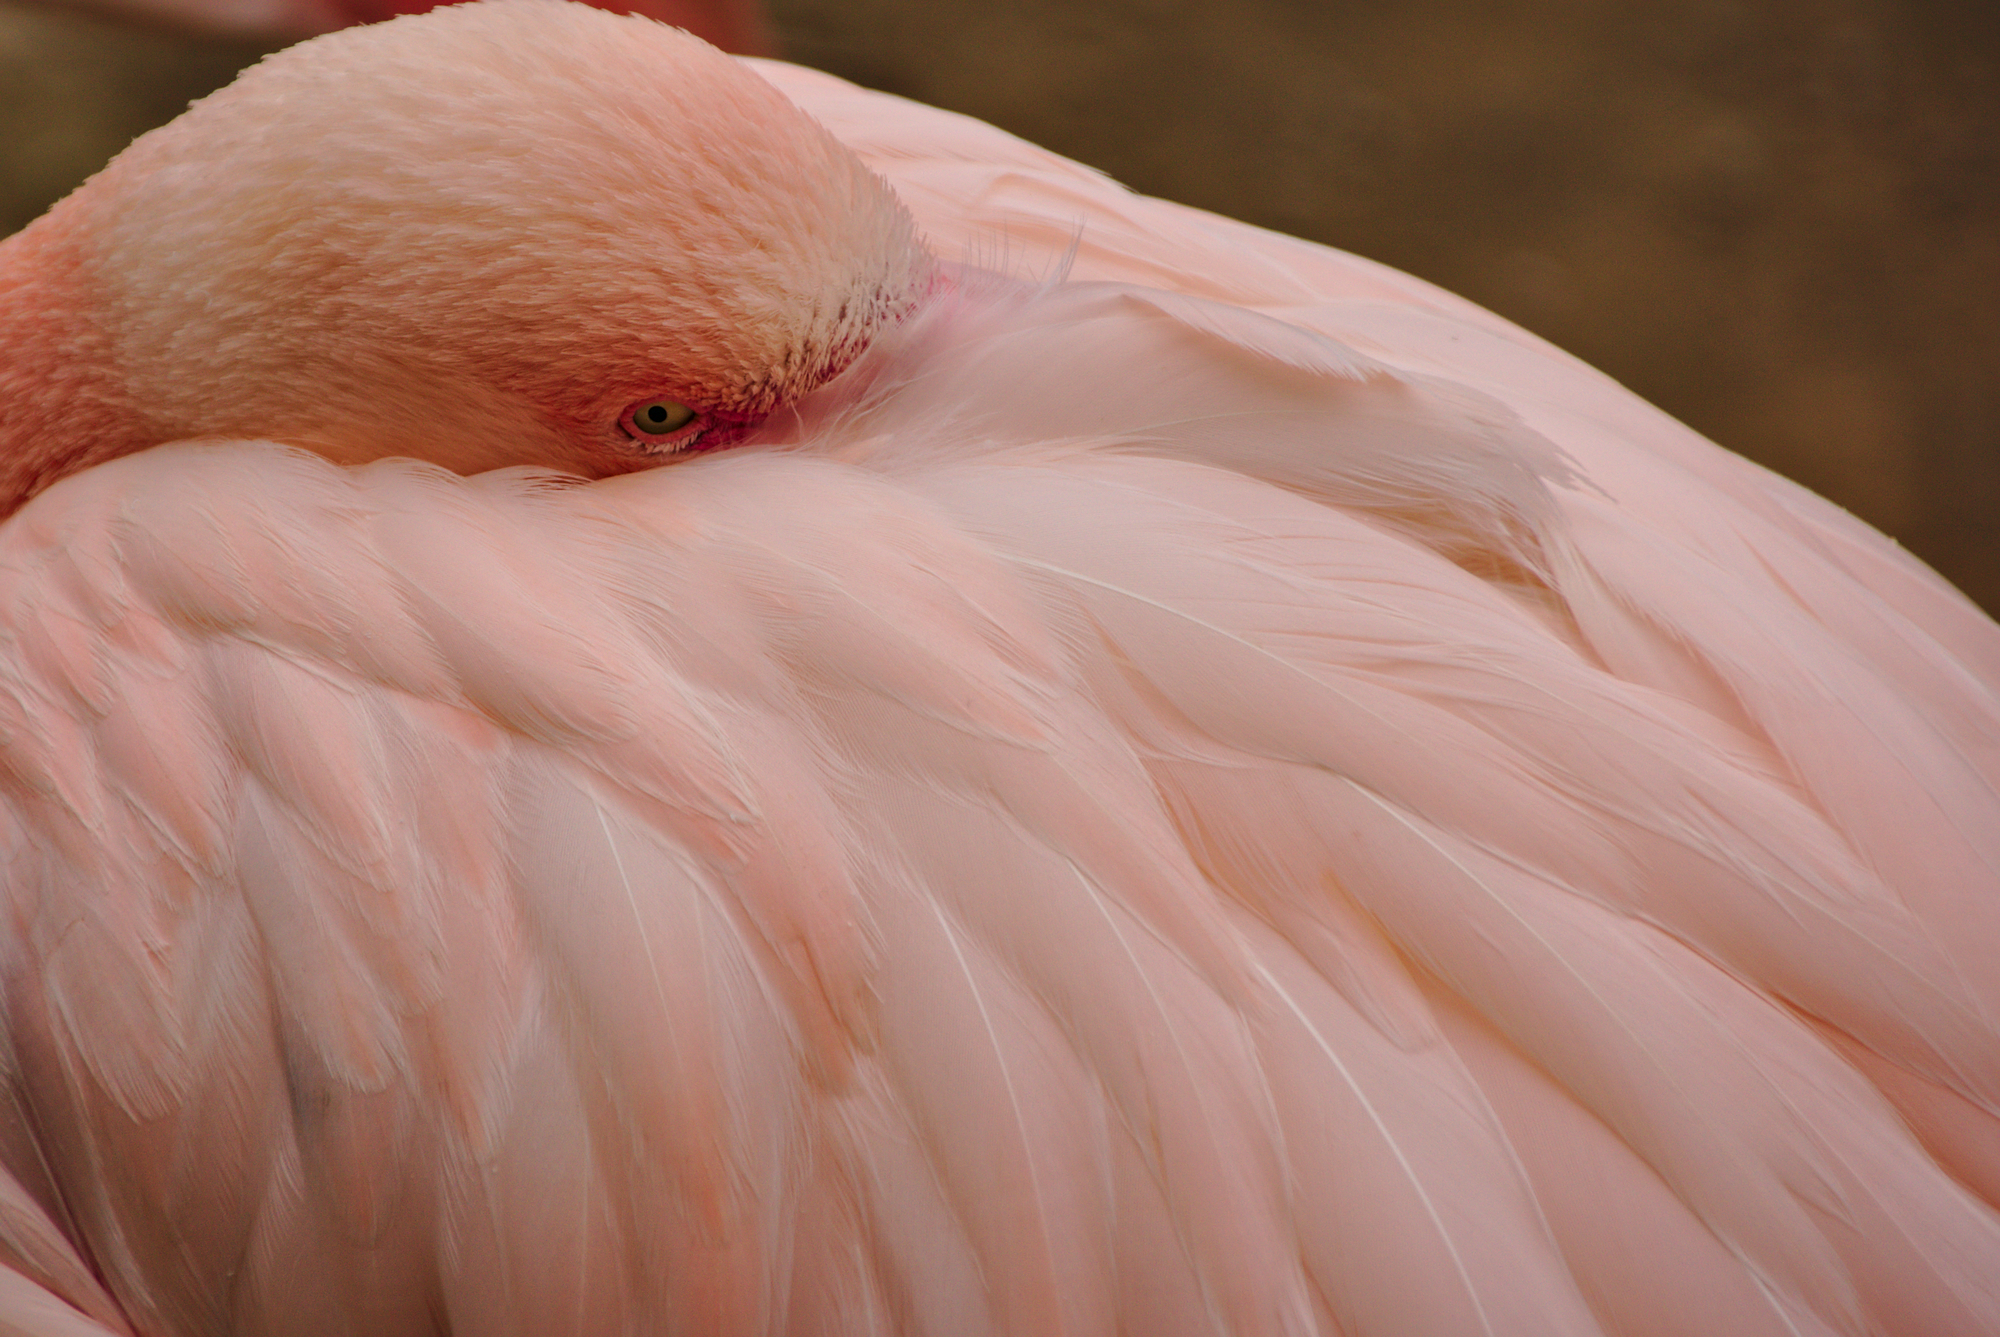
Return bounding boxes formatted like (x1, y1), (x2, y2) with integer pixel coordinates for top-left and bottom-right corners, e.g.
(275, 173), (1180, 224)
(619, 396), (699, 446)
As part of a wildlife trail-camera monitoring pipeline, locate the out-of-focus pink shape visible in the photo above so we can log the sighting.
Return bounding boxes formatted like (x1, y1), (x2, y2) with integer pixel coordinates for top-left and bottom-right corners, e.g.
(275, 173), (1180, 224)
(43, 0), (769, 52)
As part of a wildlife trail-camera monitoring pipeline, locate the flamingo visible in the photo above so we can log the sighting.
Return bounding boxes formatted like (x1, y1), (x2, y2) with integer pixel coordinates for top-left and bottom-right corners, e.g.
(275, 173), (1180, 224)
(0, 3), (1996, 1333)
(37, 0), (767, 50)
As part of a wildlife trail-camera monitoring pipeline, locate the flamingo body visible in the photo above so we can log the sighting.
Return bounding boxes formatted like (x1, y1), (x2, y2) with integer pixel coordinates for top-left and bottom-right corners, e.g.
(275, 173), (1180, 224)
(0, 5), (1996, 1334)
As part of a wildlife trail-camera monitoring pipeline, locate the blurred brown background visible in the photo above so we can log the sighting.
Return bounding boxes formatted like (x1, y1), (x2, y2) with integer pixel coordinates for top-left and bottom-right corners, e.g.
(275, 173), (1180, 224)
(5, 0), (1997, 612)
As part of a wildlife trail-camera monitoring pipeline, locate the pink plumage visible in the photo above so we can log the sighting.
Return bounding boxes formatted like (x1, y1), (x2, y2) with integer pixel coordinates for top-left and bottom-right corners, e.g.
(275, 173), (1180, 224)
(40, 0), (768, 51)
(0, 3), (1995, 1333)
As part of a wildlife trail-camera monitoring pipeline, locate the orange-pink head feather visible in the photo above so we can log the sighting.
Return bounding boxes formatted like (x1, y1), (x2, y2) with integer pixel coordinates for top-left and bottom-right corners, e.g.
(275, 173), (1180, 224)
(0, 0), (935, 510)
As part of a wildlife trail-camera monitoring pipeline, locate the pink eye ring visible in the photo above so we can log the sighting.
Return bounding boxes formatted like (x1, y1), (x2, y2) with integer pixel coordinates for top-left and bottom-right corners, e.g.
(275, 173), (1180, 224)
(619, 396), (700, 448)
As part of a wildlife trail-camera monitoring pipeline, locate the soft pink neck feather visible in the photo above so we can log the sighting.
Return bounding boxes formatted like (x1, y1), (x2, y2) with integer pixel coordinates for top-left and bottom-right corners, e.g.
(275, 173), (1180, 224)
(0, 218), (144, 518)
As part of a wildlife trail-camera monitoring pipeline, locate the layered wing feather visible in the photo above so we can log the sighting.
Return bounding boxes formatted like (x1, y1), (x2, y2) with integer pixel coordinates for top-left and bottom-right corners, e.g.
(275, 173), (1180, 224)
(0, 57), (1993, 1337)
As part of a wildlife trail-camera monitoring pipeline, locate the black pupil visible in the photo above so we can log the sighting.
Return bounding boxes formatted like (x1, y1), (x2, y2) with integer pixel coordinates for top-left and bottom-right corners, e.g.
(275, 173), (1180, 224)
(644, 405), (669, 427)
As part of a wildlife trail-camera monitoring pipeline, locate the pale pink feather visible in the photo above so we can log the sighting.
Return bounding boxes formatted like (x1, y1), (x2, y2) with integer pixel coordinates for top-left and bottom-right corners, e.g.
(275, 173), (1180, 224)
(0, 10), (1994, 1336)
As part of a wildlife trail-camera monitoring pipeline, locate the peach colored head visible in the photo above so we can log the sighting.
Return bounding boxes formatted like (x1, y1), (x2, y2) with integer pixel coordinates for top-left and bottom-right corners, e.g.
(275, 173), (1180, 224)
(0, 0), (934, 513)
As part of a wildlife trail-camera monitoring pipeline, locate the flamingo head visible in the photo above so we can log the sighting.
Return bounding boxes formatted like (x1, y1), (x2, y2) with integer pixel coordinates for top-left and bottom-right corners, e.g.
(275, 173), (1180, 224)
(0, 0), (936, 512)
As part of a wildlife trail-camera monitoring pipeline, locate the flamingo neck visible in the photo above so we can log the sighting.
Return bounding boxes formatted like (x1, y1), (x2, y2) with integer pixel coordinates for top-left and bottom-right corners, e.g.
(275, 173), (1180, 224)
(0, 220), (146, 520)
